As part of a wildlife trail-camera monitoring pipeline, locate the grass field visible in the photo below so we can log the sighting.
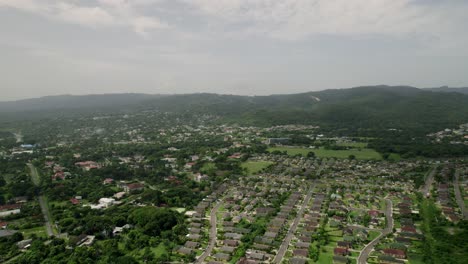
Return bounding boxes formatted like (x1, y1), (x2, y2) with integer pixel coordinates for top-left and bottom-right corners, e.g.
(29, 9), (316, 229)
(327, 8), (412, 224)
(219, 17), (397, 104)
(241, 161), (274, 174)
(268, 146), (382, 160)
(201, 162), (216, 172)
(151, 243), (168, 258)
(22, 226), (47, 238)
(336, 142), (368, 148)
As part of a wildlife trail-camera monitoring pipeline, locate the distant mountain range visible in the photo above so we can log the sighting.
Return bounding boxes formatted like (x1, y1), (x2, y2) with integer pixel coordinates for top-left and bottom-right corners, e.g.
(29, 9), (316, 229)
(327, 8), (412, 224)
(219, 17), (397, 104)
(1, 85), (468, 134)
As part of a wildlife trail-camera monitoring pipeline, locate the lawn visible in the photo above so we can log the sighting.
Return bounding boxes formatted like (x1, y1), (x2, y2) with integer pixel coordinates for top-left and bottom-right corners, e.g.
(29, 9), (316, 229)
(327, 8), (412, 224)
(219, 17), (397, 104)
(22, 226), (47, 238)
(268, 146), (382, 160)
(315, 246), (334, 263)
(201, 162), (216, 172)
(388, 153), (401, 160)
(151, 243), (168, 258)
(241, 161), (274, 174)
(368, 230), (381, 241)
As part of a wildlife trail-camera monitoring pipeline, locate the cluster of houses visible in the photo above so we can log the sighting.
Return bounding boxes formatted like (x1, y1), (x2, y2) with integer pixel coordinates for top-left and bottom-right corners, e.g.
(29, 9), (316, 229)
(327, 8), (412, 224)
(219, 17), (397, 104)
(176, 184), (227, 257)
(372, 194), (422, 264)
(427, 123), (468, 145)
(288, 192), (327, 264)
(237, 191), (304, 263)
(435, 166), (461, 222)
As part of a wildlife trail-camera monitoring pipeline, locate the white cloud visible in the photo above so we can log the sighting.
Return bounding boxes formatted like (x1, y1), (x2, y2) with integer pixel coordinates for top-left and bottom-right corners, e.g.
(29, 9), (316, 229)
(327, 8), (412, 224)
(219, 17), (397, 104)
(186, 0), (468, 42)
(55, 2), (115, 27)
(0, 0), (167, 35)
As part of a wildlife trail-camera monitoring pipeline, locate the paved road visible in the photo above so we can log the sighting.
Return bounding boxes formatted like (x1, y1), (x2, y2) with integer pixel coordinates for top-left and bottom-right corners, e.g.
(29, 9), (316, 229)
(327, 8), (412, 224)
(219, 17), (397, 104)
(27, 163), (55, 237)
(421, 166), (437, 197)
(357, 199), (393, 264)
(273, 184), (315, 263)
(454, 169), (468, 220)
(195, 202), (222, 263)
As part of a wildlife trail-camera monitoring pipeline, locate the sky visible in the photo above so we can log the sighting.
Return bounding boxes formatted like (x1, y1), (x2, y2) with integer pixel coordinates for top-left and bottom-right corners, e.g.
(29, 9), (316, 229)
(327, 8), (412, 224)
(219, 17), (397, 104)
(1, 0), (468, 101)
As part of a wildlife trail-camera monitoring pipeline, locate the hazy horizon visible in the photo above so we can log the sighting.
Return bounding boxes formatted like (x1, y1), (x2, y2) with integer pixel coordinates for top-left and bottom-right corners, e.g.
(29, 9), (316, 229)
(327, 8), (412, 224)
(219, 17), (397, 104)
(1, 0), (468, 101)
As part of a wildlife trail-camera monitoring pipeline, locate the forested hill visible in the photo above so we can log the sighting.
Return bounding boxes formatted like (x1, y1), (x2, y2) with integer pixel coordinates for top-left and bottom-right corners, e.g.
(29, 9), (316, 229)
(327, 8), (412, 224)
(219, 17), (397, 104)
(426, 86), (468, 95)
(1, 85), (468, 135)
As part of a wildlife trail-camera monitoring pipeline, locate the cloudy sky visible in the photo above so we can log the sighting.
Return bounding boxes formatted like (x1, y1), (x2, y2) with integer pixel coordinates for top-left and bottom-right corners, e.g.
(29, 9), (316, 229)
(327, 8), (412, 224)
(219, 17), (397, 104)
(1, 0), (468, 101)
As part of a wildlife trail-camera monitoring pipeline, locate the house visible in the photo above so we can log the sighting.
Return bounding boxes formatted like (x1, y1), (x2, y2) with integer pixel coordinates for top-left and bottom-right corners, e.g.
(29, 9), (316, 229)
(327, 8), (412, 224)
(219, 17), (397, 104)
(224, 239), (239, 247)
(293, 249), (308, 258)
(383, 248), (406, 259)
(334, 247), (349, 256)
(378, 255), (405, 264)
(185, 162), (196, 169)
(52, 171), (65, 181)
(13, 196), (28, 203)
(0, 222), (8, 229)
(184, 241), (199, 249)
(103, 178), (114, 185)
(247, 252), (265, 260)
(256, 207), (275, 217)
(124, 183), (144, 193)
(368, 210), (380, 218)
(176, 247), (193, 255)
(401, 226), (416, 233)
(213, 253), (230, 261)
(295, 241), (311, 249)
(89, 198), (116, 209)
(333, 255), (349, 264)
(75, 161), (101, 171)
(337, 241), (352, 248)
(17, 239), (32, 249)
(113, 224), (131, 235)
(70, 198), (80, 205)
(290, 258), (307, 264)
(228, 153), (243, 159)
(75, 234), (95, 247)
(0, 204), (21, 217)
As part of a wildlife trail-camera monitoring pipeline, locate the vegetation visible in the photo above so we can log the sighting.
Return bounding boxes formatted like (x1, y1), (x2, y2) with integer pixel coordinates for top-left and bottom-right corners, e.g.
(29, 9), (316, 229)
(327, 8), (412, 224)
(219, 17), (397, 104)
(268, 146), (382, 160)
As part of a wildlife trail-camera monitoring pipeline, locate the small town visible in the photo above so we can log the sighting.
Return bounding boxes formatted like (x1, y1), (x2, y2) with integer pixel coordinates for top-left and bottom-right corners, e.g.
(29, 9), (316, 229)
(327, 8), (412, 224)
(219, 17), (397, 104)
(0, 117), (467, 263)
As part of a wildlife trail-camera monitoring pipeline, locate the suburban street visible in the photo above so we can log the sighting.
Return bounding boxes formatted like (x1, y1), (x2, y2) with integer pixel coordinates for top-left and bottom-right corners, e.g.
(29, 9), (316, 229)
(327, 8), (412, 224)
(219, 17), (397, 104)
(454, 169), (468, 220)
(195, 202), (222, 263)
(421, 166), (437, 197)
(357, 199), (393, 264)
(273, 185), (315, 263)
(27, 163), (55, 237)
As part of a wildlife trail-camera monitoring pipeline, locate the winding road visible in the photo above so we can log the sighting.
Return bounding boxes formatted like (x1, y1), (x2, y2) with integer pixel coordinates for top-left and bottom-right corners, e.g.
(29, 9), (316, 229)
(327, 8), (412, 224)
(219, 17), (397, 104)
(454, 169), (468, 220)
(195, 202), (222, 263)
(27, 163), (55, 237)
(273, 184), (315, 263)
(357, 199), (393, 264)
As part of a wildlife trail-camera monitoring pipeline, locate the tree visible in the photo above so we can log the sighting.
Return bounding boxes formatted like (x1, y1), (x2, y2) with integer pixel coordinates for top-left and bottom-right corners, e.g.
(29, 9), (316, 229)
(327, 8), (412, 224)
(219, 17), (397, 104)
(307, 151), (316, 158)
(348, 154), (356, 160)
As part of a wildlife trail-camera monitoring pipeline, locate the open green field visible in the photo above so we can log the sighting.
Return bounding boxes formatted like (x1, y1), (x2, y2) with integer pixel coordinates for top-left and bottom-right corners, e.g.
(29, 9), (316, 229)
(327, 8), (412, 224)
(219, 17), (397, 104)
(336, 142), (368, 148)
(268, 146), (382, 160)
(241, 161), (274, 174)
(201, 162), (216, 172)
(22, 226), (47, 238)
(151, 243), (168, 258)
